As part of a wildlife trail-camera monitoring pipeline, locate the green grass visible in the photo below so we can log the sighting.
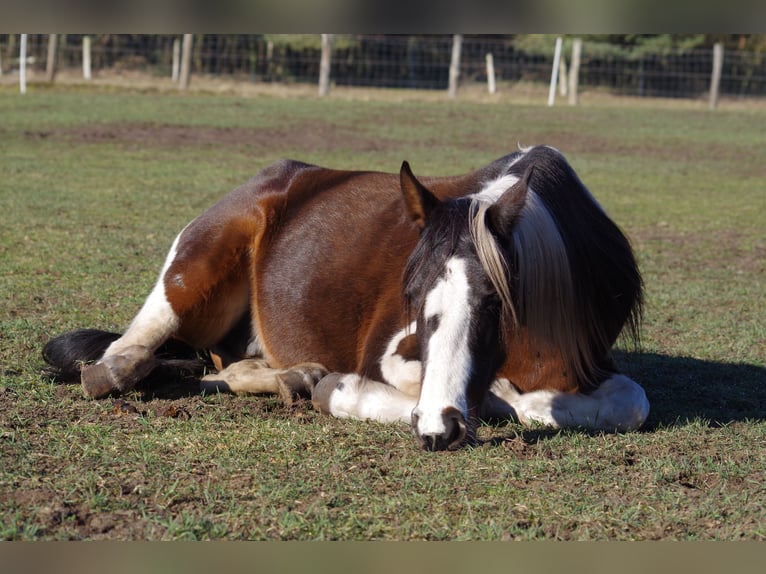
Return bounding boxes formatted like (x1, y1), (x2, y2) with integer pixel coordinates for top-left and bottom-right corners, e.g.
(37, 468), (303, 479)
(1, 85), (765, 540)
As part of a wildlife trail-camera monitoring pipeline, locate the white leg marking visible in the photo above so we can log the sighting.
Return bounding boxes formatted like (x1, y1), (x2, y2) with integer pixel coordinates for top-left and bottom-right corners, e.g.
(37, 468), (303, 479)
(379, 321), (422, 397)
(328, 374), (416, 424)
(103, 229), (184, 357)
(488, 374), (649, 431)
(413, 257), (472, 437)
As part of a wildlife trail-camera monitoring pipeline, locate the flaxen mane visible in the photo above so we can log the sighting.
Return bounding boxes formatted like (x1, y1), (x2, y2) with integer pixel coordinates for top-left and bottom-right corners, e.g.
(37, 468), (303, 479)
(469, 147), (643, 389)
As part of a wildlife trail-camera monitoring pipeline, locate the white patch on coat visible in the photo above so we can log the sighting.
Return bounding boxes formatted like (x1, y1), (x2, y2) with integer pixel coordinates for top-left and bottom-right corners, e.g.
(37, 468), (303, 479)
(412, 257), (473, 437)
(471, 151), (527, 204)
(472, 173), (520, 204)
(379, 322), (422, 397)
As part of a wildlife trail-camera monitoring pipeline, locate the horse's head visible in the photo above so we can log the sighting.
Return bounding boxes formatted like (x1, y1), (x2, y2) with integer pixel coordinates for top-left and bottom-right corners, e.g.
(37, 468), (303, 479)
(400, 161), (530, 450)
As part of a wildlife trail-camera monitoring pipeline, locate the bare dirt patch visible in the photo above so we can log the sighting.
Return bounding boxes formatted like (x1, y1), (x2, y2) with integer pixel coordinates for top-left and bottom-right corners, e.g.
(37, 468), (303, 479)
(25, 122), (398, 155)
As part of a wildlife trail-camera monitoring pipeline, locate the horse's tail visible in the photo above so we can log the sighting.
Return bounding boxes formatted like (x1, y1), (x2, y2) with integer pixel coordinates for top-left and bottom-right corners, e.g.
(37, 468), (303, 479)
(42, 329), (205, 383)
(42, 329), (121, 382)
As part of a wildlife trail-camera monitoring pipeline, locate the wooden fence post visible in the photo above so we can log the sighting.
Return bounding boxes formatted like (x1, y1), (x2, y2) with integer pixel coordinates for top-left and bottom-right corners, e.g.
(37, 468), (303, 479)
(559, 56), (568, 96)
(709, 42), (723, 110)
(548, 36), (563, 106)
(83, 36), (92, 80)
(20, 34), (27, 94)
(568, 38), (582, 106)
(486, 53), (496, 94)
(318, 34), (333, 96)
(45, 34), (58, 82)
(448, 34), (462, 99)
(179, 34), (193, 90)
(172, 37), (180, 82)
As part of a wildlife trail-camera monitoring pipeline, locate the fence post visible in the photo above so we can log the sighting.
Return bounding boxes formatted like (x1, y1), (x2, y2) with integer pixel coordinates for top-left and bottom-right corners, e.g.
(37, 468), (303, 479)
(709, 42), (723, 110)
(486, 53), (496, 94)
(20, 34), (27, 94)
(172, 37), (180, 82)
(559, 55), (568, 96)
(568, 38), (582, 106)
(179, 34), (193, 90)
(83, 36), (92, 80)
(548, 36), (563, 106)
(46, 34), (58, 83)
(448, 34), (462, 99)
(318, 34), (333, 97)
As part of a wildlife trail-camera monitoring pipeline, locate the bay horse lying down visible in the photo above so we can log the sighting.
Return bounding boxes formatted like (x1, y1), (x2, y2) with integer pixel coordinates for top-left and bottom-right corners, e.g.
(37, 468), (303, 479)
(43, 145), (649, 450)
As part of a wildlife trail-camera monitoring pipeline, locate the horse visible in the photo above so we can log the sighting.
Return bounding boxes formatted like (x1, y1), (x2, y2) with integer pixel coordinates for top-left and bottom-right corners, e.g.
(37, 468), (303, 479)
(43, 145), (649, 451)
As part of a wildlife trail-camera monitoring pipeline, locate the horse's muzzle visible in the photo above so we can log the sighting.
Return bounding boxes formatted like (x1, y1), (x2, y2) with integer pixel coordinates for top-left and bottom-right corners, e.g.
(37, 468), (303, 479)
(411, 406), (468, 451)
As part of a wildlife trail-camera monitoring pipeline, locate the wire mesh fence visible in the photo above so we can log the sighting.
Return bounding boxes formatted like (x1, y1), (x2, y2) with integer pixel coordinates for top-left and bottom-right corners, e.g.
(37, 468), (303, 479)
(3, 34), (765, 101)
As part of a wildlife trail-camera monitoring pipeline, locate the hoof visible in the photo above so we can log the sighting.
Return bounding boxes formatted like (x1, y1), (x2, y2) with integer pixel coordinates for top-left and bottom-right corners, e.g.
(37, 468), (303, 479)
(311, 373), (346, 415)
(277, 363), (328, 406)
(80, 347), (155, 399)
(81, 362), (120, 399)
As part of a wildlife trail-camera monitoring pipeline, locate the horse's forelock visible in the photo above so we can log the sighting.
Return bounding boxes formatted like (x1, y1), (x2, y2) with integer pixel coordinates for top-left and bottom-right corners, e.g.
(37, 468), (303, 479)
(403, 200), (475, 325)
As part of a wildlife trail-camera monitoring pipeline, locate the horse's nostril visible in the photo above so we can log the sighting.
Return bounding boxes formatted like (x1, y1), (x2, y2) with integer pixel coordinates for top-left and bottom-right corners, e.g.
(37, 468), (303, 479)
(413, 407), (468, 451)
(442, 407), (468, 450)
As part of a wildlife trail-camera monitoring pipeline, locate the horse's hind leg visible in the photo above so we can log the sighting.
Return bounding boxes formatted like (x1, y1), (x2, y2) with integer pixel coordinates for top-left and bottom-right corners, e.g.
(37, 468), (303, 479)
(200, 361), (328, 405)
(80, 232), (187, 398)
(80, 220), (252, 398)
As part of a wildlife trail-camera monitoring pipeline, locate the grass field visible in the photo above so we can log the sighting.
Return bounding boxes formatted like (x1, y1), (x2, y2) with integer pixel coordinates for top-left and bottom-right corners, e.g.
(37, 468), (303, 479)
(1, 81), (765, 540)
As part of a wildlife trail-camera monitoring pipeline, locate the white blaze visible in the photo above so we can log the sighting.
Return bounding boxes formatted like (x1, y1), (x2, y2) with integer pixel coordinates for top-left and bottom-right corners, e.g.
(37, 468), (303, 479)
(414, 257), (473, 436)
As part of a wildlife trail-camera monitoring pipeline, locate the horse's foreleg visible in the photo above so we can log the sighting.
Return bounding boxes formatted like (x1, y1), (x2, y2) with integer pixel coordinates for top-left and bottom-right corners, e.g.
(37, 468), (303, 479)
(312, 373), (417, 424)
(482, 374), (649, 432)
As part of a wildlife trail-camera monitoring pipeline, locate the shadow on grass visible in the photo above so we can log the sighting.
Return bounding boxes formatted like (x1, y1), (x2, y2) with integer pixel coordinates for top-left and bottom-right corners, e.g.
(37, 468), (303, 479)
(615, 350), (766, 429)
(482, 351), (766, 447)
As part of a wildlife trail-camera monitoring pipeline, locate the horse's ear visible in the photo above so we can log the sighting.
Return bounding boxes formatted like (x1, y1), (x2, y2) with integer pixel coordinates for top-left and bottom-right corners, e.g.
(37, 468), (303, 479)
(400, 161), (439, 229)
(487, 165), (533, 237)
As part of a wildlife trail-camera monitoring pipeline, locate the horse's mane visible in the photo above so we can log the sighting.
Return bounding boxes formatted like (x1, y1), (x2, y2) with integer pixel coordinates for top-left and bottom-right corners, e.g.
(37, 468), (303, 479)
(469, 147), (643, 388)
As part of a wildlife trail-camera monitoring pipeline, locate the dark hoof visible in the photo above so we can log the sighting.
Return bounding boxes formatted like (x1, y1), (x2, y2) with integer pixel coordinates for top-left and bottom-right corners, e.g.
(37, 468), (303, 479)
(277, 363), (328, 406)
(81, 362), (120, 399)
(80, 347), (155, 399)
